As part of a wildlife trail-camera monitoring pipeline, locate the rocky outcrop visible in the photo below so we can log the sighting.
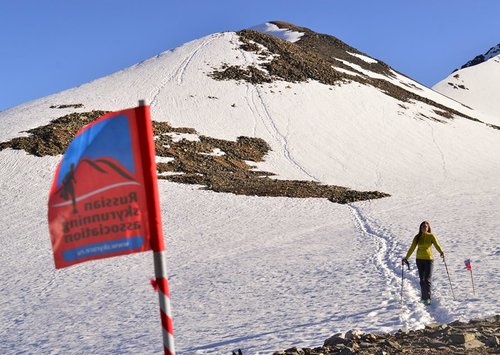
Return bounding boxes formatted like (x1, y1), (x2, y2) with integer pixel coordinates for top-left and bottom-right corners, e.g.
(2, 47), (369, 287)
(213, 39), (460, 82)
(0, 110), (389, 204)
(0, 110), (109, 156)
(273, 315), (500, 354)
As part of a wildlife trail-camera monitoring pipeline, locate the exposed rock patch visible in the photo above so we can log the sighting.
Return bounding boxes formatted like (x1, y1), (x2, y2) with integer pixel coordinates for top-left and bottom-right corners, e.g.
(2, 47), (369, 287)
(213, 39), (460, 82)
(274, 315), (500, 354)
(210, 63), (272, 84)
(212, 28), (348, 86)
(50, 103), (84, 109)
(0, 111), (108, 156)
(447, 82), (470, 90)
(0, 111), (389, 204)
(270, 21), (393, 78)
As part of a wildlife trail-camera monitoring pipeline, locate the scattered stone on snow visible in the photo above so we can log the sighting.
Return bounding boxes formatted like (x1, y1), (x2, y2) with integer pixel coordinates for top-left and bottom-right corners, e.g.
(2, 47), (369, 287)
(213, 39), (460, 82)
(273, 315), (500, 355)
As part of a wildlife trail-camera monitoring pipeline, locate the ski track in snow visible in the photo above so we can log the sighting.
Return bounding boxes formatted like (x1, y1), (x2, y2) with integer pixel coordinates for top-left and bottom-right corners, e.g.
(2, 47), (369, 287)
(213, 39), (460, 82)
(253, 85), (320, 182)
(244, 84), (258, 137)
(346, 203), (456, 329)
(237, 35), (320, 182)
(373, 107), (386, 190)
(425, 121), (448, 181)
(150, 34), (220, 108)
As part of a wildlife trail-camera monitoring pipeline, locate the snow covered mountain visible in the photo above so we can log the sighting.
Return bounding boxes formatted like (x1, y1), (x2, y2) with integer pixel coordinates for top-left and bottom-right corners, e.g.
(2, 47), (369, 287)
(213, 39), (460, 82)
(1, 21), (499, 354)
(433, 44), (500, 123)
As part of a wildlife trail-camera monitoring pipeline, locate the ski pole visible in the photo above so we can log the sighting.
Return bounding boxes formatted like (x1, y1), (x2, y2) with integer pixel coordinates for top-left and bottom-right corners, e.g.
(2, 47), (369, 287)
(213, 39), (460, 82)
(401, 259), (409, 304)
(401, 263), (404, 304)
(469, 268), (476, 295)
(442, 256), (456, 300)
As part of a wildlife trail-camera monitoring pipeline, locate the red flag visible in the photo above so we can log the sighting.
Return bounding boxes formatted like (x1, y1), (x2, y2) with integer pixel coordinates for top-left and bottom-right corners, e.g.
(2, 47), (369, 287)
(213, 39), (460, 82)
(48, 105), (163, 268)
(464, 258), (472, 271)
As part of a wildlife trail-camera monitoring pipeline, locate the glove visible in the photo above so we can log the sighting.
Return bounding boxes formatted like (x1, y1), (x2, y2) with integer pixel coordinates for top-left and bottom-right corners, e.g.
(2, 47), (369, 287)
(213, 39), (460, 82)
(440, 252), (445, 260)
(402, 258), (409, 268)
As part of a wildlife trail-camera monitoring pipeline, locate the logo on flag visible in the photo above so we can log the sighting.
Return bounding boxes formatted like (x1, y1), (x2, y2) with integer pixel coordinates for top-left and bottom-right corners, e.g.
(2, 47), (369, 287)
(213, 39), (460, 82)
(48, 106), (159, 268)
(464, 258), (472, 271)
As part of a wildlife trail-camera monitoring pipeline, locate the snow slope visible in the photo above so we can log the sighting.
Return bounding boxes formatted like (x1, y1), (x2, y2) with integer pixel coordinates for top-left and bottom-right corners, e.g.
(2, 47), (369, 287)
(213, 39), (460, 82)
(433, 51), (500, 124)
(1, 24), (499, 354)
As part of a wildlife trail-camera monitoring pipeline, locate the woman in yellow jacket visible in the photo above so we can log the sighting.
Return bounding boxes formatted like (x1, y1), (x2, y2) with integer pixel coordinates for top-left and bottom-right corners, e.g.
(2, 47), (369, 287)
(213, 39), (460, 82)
(402, 221), (444, 305)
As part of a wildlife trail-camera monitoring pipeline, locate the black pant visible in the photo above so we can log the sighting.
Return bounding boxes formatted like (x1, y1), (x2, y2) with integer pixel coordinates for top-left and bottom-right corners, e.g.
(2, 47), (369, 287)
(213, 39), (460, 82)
(416, 259), (433, 300)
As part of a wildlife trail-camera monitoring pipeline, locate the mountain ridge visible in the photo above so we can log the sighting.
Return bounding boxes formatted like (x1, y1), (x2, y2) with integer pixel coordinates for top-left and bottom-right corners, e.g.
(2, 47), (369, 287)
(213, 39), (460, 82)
(459, 43), (500, 70)
(432, 42), (500, 123)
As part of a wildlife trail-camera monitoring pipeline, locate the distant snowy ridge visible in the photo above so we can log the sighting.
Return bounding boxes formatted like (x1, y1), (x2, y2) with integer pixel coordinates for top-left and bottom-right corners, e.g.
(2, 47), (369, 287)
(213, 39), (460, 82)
(459, 43), (500, 69)
(433, 43), (500, 124)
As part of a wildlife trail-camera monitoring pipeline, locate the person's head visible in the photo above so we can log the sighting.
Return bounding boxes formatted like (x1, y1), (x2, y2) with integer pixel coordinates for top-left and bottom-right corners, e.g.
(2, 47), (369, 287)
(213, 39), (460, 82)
(419, 221), (431, 234)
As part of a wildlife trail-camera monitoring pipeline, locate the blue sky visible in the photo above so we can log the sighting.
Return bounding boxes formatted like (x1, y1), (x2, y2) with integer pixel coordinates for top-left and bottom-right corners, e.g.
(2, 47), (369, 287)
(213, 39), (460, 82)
(1, 0), (499, 111)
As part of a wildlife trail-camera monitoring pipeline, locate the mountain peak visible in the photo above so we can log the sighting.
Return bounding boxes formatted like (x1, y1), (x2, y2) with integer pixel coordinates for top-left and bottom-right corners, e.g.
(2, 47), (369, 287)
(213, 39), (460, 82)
(211, 21), (474, 123)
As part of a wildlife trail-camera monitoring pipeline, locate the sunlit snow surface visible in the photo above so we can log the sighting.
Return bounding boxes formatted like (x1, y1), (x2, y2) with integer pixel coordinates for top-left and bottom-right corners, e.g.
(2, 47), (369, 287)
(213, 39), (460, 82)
(433, 54), (500, 125)
(250, 22), (304, 43)
(0, 32), (499, 354)
(347, 51), (378, 64)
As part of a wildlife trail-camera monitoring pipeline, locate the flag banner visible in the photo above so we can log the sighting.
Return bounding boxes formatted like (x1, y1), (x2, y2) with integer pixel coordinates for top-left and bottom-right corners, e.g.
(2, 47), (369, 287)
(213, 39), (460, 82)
(464, 258), (472, 270)
(48, 106), (160, 268)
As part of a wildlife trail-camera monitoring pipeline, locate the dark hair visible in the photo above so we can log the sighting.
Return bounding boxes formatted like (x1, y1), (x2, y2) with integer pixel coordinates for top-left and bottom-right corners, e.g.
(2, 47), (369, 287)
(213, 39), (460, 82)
(415, 221), (431, 244)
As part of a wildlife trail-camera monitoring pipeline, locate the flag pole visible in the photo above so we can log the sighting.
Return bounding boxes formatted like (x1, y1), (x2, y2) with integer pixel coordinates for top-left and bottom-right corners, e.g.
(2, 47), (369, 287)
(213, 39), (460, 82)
(137, 100), (175, 355)
(465, 259), (475, 296)
(469, 268), (475, 295)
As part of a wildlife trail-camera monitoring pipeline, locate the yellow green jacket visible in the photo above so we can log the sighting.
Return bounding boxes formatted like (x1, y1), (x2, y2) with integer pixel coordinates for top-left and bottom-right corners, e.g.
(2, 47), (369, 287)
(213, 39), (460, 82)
(405, 232), (444, 260)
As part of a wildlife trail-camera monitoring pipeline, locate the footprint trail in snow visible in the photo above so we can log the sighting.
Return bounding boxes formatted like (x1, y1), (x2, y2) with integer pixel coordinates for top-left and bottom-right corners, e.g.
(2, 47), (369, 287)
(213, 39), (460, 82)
(347, 203), (450, 330)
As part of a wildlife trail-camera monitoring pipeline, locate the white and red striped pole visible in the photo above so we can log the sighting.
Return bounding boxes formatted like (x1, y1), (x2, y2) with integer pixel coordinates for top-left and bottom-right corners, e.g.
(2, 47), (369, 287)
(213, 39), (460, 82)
(154, 251), (175, 354)
(137, 100), (175, 355)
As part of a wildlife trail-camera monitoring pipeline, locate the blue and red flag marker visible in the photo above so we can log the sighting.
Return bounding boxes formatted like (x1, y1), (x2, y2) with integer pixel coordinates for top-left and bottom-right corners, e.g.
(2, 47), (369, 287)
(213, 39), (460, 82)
(464, 258), (475, 296)
(48, 101), (175, 354)
(464, 259), (472, 270)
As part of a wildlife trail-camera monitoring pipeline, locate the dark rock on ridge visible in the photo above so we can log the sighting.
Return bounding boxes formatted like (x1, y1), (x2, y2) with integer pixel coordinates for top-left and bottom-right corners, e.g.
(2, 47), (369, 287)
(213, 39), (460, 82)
(459, 43), (500, 70)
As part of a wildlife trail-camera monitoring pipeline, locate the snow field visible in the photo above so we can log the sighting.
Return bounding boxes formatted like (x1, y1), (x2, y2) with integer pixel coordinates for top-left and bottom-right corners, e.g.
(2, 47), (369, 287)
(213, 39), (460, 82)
(1, 29), (499, 354)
